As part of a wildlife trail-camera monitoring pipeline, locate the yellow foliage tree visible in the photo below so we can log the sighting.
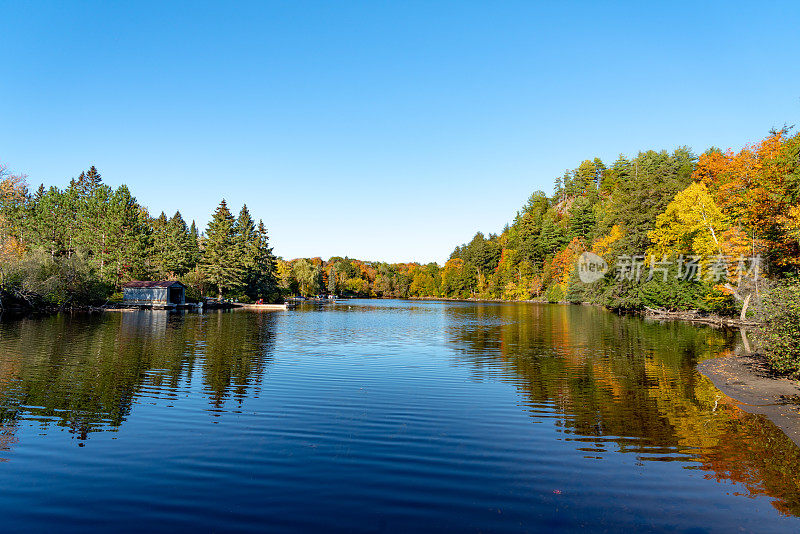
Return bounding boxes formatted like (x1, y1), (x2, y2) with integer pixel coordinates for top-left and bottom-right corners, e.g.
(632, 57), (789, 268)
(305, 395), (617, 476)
(591, 224), (622, 259)
(782, 204), (800, 245)
(648, 182), (727, 258)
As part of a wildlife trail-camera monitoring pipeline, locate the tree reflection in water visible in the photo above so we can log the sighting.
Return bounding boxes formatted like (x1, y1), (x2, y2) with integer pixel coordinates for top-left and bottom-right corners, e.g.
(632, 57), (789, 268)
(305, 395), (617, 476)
(444, 303), (800, 516)
(1, 303), (799, 518)
(0, 310), (276, 448)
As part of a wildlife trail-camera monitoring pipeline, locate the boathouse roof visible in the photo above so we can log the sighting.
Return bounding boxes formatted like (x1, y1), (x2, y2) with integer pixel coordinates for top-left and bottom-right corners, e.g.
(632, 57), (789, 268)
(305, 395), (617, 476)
(122, 281), (186, 289)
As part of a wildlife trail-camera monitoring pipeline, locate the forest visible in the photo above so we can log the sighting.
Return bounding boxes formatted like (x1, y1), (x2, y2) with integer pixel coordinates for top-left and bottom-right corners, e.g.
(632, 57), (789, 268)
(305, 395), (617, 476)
(0, 166), (280, 306)
(280, 129), (800, 311)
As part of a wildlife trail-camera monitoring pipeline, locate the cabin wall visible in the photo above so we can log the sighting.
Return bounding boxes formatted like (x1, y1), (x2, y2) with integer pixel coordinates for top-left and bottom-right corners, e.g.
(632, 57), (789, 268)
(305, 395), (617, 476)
(123, 287), (169, 305)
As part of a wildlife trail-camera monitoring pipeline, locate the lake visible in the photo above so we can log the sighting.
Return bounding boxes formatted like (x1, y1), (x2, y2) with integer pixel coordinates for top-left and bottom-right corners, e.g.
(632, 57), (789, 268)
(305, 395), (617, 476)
(1, 300), (799, 533)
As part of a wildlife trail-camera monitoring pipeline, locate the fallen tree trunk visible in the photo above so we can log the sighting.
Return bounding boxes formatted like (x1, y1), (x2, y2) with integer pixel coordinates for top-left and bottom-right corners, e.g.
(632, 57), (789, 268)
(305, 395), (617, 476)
(644, 306), (760, 328)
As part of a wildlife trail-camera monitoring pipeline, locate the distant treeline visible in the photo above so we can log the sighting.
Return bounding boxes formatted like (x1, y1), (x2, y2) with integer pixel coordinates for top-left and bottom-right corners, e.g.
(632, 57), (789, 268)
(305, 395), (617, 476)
(280, 128), (800, 318)
(0, 166), (279, 306)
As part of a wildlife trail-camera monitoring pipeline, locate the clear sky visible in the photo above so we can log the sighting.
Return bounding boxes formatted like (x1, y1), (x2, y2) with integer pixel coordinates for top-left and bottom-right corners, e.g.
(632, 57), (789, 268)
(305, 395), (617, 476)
(2, 1), (799, 263)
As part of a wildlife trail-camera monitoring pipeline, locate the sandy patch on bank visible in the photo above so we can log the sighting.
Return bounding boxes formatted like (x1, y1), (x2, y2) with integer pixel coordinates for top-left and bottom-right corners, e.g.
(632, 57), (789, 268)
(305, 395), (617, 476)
(698, 354), (800, 448)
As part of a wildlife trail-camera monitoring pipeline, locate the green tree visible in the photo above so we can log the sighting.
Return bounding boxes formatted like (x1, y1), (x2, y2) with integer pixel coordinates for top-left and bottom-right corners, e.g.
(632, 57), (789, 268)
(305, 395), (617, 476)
(188, 220), (201, 267)
(567, 196), (595, 241)
(150, 211), (170, 277)
(202, 200), (243, 298)
(104, 185), (151, 285)
(163, 211), (194, 276)
(247, 220), (279, 301)
(292, 258), (322, 296)
(537, 212), (567, 258)
(235, 205), (259, 292)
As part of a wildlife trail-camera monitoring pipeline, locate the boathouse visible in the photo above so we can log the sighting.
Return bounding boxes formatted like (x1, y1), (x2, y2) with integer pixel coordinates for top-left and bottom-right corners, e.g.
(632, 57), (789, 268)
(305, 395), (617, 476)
(122, 281), (186, 307)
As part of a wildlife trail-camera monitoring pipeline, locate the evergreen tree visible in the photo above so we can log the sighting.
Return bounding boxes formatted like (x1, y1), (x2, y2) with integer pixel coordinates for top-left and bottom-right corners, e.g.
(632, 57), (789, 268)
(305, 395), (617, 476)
(188, 220), (201, 267)
(561, 170), (576, 199)
(202, 200), (243, 298)
(234, 206), (278, 301)
(235, 204), (259, 275)
(567, 196), (596, 241)
(151, 212), (170, 277)
(537, 212), (568, 258)
(255, 220), (279, 300)
(162, 211), (193, 276)
(515, 191), (549, 263)
(30, 186), (69, 257)
(327, 266), (338, 295)
(608, 148), (697, 253)
(76, 166), (103, 197)
(105, 185), (151, 284)
(553, 175), (564, 202)
(574, 160), (598, 195)
(79, 184), (113, 275)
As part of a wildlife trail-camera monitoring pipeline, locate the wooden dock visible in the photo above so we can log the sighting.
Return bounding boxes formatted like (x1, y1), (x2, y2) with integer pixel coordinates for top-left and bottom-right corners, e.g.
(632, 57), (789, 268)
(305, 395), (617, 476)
(235, 303), (288, 311)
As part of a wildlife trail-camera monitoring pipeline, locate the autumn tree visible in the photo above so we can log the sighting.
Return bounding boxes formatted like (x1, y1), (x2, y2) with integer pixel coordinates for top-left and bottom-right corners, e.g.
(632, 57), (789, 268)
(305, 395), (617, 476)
(648, 182), (727, 258)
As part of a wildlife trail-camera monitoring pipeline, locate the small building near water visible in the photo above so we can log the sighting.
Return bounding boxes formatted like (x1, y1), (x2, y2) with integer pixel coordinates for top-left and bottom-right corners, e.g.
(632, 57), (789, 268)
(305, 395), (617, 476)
(122, 281), (186, 307)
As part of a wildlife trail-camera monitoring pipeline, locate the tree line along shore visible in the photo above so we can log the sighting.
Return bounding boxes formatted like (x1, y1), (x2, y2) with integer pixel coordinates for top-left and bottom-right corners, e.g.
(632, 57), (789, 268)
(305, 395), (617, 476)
(0, 166), (280, 313)
(1, 127), (799, 377)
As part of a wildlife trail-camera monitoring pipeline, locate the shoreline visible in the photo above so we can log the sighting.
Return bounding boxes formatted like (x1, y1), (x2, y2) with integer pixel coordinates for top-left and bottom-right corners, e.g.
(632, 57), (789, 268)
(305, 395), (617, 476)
(698, 353), (800, 448)
(0, 301), (282, 320)
(408, 296), (761, 328)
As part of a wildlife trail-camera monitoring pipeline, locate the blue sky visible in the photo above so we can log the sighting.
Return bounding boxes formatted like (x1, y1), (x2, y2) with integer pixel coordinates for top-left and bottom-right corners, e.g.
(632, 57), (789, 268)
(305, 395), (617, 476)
(1, 1), (799, 263)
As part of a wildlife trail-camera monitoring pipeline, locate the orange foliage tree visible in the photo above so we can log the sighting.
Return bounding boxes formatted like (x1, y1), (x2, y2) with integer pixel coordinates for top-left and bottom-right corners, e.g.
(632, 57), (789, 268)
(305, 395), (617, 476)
(693, 131), (800, 268)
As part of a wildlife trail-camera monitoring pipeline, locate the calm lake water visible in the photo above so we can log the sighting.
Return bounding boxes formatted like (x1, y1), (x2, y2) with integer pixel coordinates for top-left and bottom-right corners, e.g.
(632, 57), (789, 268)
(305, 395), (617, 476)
(1, 300), (799, 533)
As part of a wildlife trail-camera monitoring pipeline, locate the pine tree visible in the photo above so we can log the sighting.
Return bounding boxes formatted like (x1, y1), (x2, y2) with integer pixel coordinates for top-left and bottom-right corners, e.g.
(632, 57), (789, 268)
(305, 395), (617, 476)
(327, 266), (337, 295)
(151, 212), (170, 277)
(537, 212), (567, 258)
(567, 196), (596, 241)
(562, 170), (576, 199)
(554, 175), (564, 202)
(574, 158), (605, 195)
(235, 204), (261, 299)
(202, 200), (243, 298)
(252, 220), (279, 301)
(235, 205), (258, 273)
(162, 211), (193, 276)
(188, 220), (201, 267)
(61, 180), (81, 257)
(105, 185), (151, 285)
(31, 186), (69, 257)
(79, 184), (112, 275)
(78, 166), (103, 197)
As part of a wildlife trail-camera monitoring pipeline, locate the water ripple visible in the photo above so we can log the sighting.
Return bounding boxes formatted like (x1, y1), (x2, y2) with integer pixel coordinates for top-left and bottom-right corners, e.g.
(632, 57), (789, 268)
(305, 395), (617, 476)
(0, 302), (798, 532)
